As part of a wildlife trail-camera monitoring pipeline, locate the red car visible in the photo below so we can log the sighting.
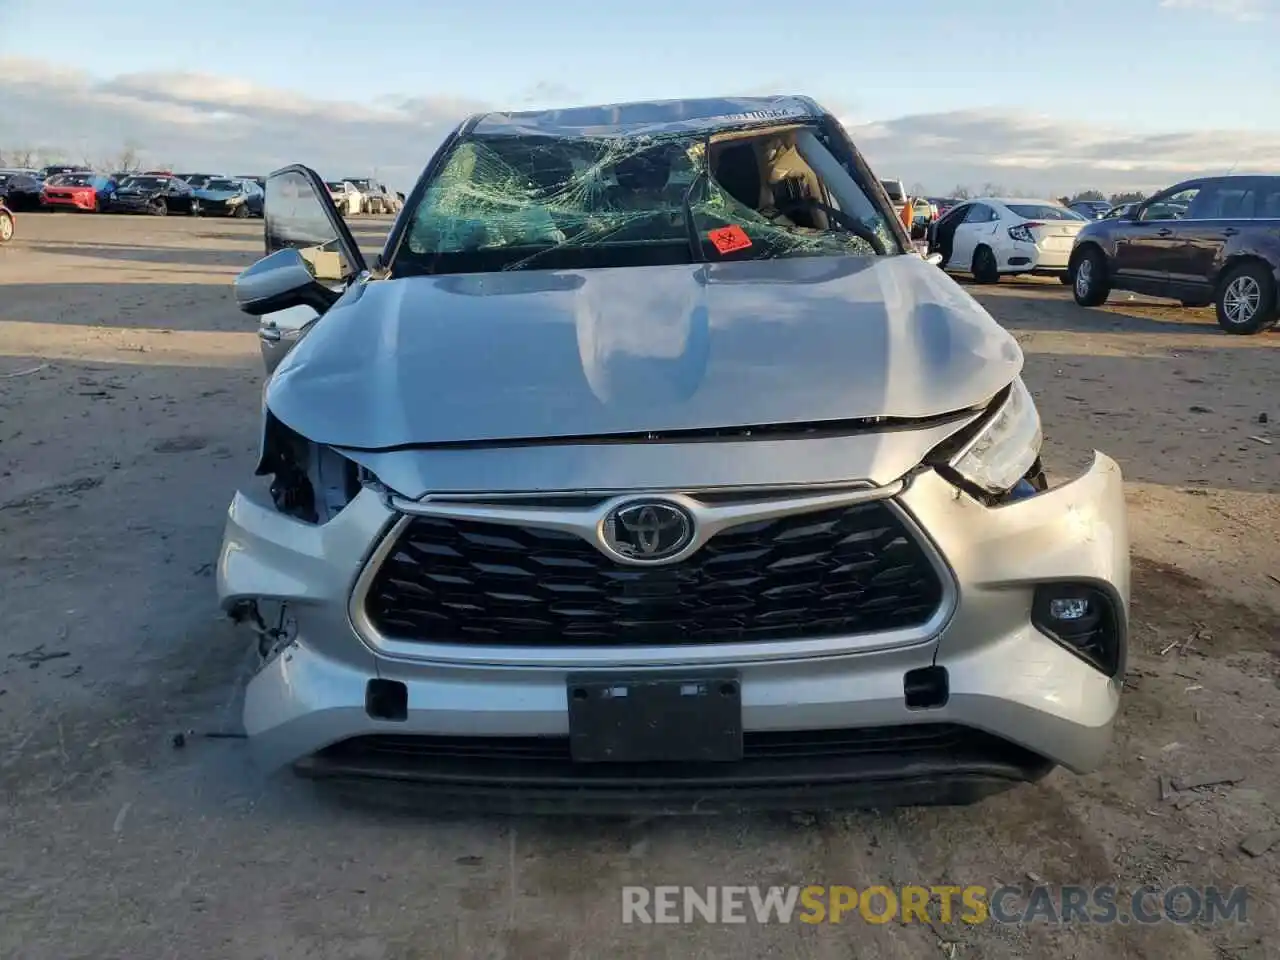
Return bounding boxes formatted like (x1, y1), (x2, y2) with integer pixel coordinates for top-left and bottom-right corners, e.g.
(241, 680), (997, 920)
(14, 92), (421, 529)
(0, 201), (13, 243)
(40, 172), (106, 212)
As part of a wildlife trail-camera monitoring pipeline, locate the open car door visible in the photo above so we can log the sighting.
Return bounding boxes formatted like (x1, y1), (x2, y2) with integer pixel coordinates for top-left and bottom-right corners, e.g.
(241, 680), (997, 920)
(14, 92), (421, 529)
(236, 164), (369, 374)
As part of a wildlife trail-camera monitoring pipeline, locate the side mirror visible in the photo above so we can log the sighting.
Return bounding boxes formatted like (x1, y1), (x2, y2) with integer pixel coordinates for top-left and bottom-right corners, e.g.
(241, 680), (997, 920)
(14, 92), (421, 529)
(234, 247), (341, 317)
(926, 252), (944, 266)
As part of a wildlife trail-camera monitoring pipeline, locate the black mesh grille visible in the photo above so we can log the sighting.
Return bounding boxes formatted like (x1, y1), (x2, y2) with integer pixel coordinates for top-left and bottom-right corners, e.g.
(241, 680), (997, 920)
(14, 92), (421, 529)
(364, 500), (945, 646)
(331, 725), (972, 764)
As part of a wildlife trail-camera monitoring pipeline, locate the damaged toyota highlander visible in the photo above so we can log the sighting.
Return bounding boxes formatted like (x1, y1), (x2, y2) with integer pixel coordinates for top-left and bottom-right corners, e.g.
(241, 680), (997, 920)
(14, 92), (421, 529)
(219, 95), (1129, 812)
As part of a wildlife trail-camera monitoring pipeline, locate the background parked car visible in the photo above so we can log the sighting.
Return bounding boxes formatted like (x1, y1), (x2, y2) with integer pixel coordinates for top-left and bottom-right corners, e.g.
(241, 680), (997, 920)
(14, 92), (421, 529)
(911, 197), (937, 224)
(40, 172), (116, 212)
(928, 196), (959, 218)
(191, 177), (264, 218)
(360, 180), (400, 214)
(325, 180), (364, 216)
(1069, 174), (1280, 334)
(341, 177), (395, 213)
(36, 164), (84, 182)
(235, 175), (268, 191)
(178, 173), (222, 189)
(879, 177), (907, 219)
(1068, 199), (1111, 220)
(109, 174), (196, 215)
(0, 200), (13, 243)
(929, 197), (1089, 283)
(1101, 201), (1140, 219)
(0, 170), (44, 211)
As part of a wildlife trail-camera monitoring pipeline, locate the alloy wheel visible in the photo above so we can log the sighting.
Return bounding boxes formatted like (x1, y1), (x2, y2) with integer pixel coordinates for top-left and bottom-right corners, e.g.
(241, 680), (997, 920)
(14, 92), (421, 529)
(1075, 258), (1093, 298)
(1222, 275), (1261, 326)
(0, 213), (12, 242)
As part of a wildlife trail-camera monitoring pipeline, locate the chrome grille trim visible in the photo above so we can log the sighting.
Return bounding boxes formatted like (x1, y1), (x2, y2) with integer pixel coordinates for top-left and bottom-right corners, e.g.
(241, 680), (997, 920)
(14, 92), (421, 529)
(350, 482), (956, 668)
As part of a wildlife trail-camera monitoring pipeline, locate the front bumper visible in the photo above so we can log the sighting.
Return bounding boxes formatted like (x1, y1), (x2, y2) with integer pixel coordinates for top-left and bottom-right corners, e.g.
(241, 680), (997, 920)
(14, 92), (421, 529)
(195, 199), (243, 215)
(112, 196), (162, 212)
(217, 454), (1128, 809)
(41, 193), (97, 211)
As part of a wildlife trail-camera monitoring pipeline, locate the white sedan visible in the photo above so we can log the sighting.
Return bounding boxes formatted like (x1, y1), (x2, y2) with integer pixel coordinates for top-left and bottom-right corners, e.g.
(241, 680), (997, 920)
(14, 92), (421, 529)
(324, 180), (364, 217)
(928, 198), (1089, 283)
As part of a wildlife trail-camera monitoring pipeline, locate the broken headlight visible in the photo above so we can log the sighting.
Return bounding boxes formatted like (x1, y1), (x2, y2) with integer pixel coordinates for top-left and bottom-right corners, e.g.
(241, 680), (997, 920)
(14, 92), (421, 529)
(257, 412), (363, 523)
(950, 377), (1042, 495)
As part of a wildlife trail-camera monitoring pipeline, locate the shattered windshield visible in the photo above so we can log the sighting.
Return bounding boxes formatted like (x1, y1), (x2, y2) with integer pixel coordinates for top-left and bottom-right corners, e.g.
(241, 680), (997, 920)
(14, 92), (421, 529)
(394, 123), (900, 275)
(205, 179), (241, 192)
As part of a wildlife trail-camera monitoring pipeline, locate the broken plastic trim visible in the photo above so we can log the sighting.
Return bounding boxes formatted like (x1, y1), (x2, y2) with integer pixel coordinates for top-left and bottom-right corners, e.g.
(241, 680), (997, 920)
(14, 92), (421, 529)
(256, 412), (363, 523)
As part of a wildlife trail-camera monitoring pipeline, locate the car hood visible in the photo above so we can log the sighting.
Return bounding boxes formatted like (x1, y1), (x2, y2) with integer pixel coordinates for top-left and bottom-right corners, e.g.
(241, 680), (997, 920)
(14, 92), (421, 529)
(266, 254), (1023, 450)
(194, 189), (240, 200)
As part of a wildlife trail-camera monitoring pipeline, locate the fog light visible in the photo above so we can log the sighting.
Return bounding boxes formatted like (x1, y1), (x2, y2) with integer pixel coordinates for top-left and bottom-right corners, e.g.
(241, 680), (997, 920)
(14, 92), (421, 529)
(1032, 584), (1124, 677)
(1049, 597), (1090, 621)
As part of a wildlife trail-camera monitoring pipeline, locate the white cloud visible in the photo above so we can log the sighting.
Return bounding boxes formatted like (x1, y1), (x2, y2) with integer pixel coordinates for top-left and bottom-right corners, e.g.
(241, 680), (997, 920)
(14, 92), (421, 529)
(1159, 0), (1272, 20)
(843, 109), (1280, 195)
(1, 57), (1277, 196)
(0, 57), (482, 188)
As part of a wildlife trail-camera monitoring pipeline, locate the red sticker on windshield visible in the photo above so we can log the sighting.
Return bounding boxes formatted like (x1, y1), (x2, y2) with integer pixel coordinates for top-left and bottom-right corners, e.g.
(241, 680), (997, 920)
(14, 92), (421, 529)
(708, 225), (752, 254)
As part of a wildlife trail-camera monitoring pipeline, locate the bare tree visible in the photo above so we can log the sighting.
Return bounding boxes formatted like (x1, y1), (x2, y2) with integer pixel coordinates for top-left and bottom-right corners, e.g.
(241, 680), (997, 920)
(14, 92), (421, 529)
(1109, 190), (1146, 204)
(909, 181), (927, 197)
(112, 141), (143, 174)
(980, 182), (1004, 198)
(1071, 188), (1106, 202)
(7, 147), (38, 168)
(951, 185), (972, 200)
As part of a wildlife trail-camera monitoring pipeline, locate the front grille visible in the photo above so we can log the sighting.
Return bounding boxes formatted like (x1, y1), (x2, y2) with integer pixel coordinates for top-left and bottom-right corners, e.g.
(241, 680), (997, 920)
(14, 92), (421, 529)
(363, 500), (945, 646)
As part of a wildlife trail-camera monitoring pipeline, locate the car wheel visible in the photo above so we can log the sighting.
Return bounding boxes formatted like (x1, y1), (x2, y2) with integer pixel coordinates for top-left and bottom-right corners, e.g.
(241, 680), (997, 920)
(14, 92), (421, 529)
(1216, 261), (1278, 335)
(0, 211), (13, 243)
(190, 201), (202, 217)
(151, 200), (167, 217)
(1071, 247), (1110, 306)
(233, 203), (250, 219)
(972, 245), (1000, 284)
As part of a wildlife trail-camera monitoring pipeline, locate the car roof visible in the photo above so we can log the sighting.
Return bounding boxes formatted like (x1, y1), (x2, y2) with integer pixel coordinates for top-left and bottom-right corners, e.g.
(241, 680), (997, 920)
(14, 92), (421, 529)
(976, 197), (1064, 206)
(468, 94), (824, 139)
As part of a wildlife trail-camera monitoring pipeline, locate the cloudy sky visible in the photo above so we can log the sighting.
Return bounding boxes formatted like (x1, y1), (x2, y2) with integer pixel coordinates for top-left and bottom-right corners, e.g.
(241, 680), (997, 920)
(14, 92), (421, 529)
(1, 0), (1277, 195)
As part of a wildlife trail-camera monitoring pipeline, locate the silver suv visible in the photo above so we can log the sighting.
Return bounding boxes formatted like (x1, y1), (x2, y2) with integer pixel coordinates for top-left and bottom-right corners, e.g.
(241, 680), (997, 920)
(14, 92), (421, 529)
(223, 96), (1129, 812)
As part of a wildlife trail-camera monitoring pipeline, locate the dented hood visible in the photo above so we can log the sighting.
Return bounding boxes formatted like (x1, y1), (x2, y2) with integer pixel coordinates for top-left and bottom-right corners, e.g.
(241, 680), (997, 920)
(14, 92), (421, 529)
(266, 254), (1022, 450)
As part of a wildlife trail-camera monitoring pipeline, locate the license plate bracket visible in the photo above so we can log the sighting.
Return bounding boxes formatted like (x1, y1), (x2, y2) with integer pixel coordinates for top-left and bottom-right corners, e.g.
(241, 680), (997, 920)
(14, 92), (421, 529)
(567, 674), (743, 763)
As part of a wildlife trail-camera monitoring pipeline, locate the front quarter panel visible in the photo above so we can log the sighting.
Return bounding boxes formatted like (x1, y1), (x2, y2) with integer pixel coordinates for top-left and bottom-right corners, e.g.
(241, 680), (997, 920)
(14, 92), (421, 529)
(1072, 221), (1120, 264)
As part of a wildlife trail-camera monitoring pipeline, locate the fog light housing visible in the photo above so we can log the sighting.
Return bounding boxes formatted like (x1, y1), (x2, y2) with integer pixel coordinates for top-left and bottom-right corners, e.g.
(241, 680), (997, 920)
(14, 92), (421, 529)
(1032, 583), (1123, 677)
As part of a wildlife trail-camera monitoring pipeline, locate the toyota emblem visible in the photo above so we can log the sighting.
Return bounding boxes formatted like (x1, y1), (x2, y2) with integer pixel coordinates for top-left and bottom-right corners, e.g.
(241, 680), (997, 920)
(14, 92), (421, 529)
(601, 500), (695, 563)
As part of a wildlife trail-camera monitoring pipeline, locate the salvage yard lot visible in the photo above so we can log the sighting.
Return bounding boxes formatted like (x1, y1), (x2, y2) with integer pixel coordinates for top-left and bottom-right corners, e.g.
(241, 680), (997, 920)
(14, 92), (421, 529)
(1, 213), (1278, 960)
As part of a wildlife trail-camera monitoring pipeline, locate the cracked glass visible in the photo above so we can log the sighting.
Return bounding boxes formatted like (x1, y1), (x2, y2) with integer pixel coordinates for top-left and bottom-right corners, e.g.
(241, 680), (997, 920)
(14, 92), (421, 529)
(395, 122), (898, 276)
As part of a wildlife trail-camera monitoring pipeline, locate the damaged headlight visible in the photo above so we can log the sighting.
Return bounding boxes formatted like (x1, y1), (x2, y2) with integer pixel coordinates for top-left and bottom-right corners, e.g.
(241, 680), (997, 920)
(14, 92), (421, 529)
(950, 377), (1042, 495)
(257, 412), (364, 523)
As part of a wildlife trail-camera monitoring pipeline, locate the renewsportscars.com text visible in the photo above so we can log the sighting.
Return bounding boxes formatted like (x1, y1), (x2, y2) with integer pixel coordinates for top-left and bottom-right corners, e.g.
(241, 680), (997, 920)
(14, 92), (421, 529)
(621, 884), (1249, 926)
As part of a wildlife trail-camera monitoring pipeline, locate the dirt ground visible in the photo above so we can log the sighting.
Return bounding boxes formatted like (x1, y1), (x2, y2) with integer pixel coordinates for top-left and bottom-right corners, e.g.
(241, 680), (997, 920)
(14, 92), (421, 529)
(1, 212), (1277, 960)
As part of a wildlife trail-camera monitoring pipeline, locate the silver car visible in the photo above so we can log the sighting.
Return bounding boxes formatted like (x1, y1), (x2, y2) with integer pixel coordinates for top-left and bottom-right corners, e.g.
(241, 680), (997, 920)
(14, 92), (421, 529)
(220, 95), (1129, 812)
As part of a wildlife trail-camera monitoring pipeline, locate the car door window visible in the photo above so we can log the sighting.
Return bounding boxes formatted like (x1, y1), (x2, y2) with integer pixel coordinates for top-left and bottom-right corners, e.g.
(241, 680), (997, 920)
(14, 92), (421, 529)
(963, 204), (992, 223)
(1141, 186), (1199, 221)
(266, 167), (365, 282)
(1257, 179), (1280, 218)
